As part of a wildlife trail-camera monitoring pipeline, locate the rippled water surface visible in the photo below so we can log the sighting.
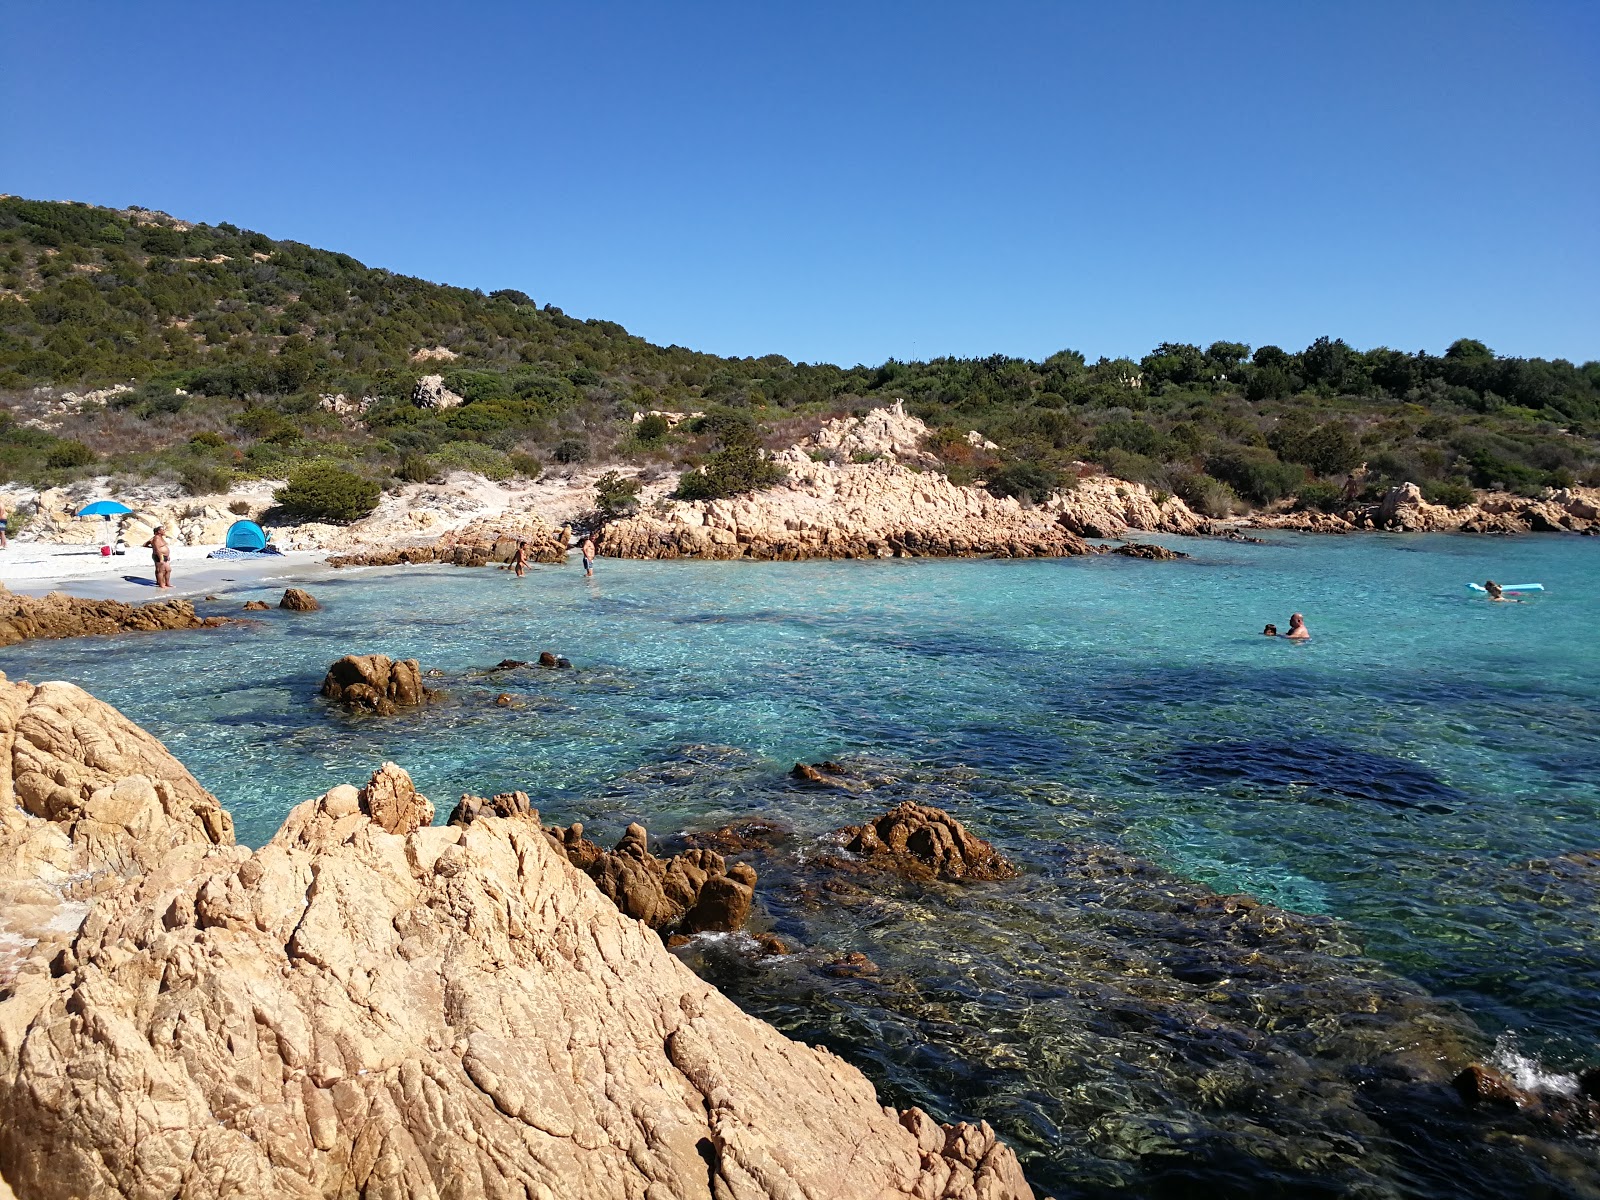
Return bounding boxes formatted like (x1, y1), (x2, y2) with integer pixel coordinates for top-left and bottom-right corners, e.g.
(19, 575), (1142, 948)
(5, 533), (1599, 1197)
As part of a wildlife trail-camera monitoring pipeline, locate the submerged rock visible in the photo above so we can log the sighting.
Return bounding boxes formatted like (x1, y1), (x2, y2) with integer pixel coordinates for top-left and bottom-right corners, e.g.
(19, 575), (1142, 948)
(1112, 541), (1189, 560)
(0, 691), (1037, 1200)
(835, 802), (1019, 882)
(319, 654), (439, 715)
(278, 587), (320, 611)
(0, 587), (230, 647)
(241, 600), (270, 611)
(792, 760), (864, 790)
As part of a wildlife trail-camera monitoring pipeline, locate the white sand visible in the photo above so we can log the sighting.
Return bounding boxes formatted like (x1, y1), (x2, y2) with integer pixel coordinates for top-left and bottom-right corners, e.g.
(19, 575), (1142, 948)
(0, 541), (333, 601)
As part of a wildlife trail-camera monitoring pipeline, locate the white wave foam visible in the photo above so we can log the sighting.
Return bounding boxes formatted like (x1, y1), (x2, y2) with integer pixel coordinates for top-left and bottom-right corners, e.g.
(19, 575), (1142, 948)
(1489, 1033), (1580, 1097)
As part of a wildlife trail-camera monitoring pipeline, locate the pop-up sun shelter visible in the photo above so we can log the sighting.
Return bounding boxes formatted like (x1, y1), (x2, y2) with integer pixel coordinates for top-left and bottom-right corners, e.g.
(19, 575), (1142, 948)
(224, 520), (268, 551)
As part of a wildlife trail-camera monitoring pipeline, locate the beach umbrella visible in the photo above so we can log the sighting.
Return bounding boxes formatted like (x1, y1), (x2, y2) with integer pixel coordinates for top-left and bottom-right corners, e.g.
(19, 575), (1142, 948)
(75, 500), (133, 518)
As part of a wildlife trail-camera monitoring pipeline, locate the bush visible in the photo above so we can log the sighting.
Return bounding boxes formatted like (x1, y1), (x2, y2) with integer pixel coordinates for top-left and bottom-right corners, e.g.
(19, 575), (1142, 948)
(398, 453), (434, 483)
(1205, 449), (1303, 506)
(273, 464), (380, 523)
(45, 440), (96, 469)
(634, 413), (670, 443)
(188, 431), (229, 451)
(180, 462), (233, 495)
(508, 452), (542, 480)
(1424, 479), (1476, 508)
(1270, 421), (1361, 476)
(984, 460), (1061, 504)
(1172, 471), (1237, 517)
(1293, 481), (1343, 512)
(674, 446), (786, 501)
(552, 437), (588, 464)
(228, 499), (252, 515)
(594, 471), (641, 520)
(431, 441), (513, 480)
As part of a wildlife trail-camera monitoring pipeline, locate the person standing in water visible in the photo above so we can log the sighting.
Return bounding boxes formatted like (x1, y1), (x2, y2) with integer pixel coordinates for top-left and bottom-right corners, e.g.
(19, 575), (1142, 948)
(145, 526), (172, 589)
(513, 539), (528, 579)
(580, 534), (596, 578)
(1284, 612), (1310, 640)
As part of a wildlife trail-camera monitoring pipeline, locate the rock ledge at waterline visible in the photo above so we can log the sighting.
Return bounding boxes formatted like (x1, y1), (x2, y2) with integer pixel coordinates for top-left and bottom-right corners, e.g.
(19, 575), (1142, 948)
(0, 670), (1034, 1200)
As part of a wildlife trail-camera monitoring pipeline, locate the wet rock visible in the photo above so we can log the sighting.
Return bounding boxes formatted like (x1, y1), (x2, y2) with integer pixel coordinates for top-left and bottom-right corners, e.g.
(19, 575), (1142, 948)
(681, 817), (793, 854)
(1454, 1063), (1533, 1109)
(752, 932), (791, 956)
(491, 658), (529, 670)
(1112, 541), (1189, 560)
(541, 819), (759, 937)
(536, 651), (573, 669)
(824, 951), (881, 978)
(836, 802), (1019, 882)
(0, 588), (230, 647)
(494, 693), (517, 707)
(319, 654), (439, 715)
(793, 760), (863, 790)
(278, 587), (320, 611)
(241, 600), (270, 611)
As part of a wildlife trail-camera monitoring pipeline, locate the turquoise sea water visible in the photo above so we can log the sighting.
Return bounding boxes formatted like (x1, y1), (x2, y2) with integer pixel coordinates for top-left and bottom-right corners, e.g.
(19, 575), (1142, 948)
(5, 533), (1599, 1197)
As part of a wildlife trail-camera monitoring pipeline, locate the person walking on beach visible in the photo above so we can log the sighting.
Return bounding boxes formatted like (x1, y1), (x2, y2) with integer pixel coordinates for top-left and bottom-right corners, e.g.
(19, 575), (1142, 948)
(0, 501), (8, 550)
(513, 539), (528, 579)
(580, 534), (596, 578)
(1284, 612), (1310, 640)
(145, 526), (172, 589)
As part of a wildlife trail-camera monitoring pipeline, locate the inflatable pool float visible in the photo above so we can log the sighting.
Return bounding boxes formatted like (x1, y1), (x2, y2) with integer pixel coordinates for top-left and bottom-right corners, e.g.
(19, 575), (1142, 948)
(1466, 582), (1543, 593)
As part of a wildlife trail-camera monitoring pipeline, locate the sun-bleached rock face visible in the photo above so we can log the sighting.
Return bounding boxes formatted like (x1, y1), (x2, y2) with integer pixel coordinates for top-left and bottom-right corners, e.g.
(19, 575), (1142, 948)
(0, 687), (1036, 1200)
(0, 671), (234, 994)
(327, 511), (567, 568)
(601, 406), (1094, 562)
(1045, 473), (1204, 538)
(412, 373), (465, 410)
(0, 589), (231, 648)
(1250, 483), (1600, 535)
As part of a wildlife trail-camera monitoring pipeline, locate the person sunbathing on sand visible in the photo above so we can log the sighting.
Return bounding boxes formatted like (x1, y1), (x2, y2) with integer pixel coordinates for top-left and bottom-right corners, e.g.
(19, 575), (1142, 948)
(1284, 613), (1310, 640)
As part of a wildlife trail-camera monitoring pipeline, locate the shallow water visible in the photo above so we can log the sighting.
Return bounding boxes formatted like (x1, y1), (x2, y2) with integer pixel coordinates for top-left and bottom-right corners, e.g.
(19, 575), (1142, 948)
(4, 533), (1598, 1196)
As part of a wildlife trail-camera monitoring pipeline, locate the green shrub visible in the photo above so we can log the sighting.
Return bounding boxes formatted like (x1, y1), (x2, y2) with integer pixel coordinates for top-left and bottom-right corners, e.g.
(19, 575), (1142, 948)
(552, 438), (588, 464)
(1205, 449), (1303, 506)
(1172, 471), (1236, 517)
(508, 452), (542, 480)
(398, 453), (435, 483)
(594, 471), (641, 520)
(273, 464), (380, 523)
(180, 462), (233, 495)
(45, 440), (96, 470)
(1424, 479), (1476, 508)
(674, 446), (786, 501)
(189, 431), (229, 451)
(1269, 421), (1361, 475)
(634, 413), (670, 443)
(432, 441), (513, 480)
(1293, 481), (1343, 512)
(984, 460), (1061, 504)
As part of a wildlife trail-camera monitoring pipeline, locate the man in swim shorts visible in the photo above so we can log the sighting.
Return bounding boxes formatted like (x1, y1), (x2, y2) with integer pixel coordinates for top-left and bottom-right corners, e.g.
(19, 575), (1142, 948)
(580, 535), (596, 578)
(1284, 613), (1310, 640)
(0, 501), (8, 549)
(146, 526), (172, 589)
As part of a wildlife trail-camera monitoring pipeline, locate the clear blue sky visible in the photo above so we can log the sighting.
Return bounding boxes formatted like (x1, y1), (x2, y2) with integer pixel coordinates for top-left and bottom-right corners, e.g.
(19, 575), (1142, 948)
(4, 1), (1596, 367)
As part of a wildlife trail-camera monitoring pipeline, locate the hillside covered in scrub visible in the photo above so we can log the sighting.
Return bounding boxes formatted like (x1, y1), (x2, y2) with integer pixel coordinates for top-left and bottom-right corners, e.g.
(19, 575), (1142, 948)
(2, 195), (1597, 518)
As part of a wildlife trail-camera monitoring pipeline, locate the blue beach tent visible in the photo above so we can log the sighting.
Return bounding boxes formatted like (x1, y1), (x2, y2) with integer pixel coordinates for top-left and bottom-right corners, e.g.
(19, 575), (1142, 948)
(224, 520), (269, 551)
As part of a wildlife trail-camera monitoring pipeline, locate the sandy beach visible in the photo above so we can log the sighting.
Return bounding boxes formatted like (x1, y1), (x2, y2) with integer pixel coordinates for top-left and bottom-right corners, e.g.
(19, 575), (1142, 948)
(0, 541), (333, 601)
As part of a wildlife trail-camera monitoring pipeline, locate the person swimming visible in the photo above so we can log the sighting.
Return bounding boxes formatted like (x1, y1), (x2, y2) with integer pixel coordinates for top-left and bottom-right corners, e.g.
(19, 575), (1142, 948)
(1284, 613), (1310, 640)
(1262, 623), (1278, 636)
(1483, 579), (1522, 603)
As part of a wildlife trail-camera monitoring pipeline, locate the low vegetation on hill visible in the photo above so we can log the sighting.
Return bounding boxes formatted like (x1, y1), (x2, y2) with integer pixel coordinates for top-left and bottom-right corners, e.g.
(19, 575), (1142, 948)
(2, 196), (1597, 514)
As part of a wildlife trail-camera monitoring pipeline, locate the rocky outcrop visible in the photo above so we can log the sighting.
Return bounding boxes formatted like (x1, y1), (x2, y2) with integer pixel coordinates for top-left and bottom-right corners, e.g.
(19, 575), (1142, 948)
(1112, 541), (1188, 560)
(278, 587), (320, 611)
(450, 799), (759, 937)
(412, 372), (464, 409)
(1250, 482), (1600, 535)
(0, 588), (230, 647)
(242, 600), (270, 611)
(0, 685), (1033, 1200)
(319, 654), (438, 715)
(327, 512), (566, 569)
(1047, 473), (1205, 538)
(836, 803), (1019, 882)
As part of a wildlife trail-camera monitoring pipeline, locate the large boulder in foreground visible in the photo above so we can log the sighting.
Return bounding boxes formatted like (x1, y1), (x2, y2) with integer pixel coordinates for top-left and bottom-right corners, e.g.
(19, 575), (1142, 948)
(837, 802), (1019, 882)
(0, 698), (1035, 1199)
(319, 654), (437, 715)
(0, 587), (229, 647)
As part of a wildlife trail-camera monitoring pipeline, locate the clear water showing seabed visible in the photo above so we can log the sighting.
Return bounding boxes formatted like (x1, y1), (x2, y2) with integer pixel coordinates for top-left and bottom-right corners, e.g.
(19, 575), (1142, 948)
(4, 533), (1598, 1197)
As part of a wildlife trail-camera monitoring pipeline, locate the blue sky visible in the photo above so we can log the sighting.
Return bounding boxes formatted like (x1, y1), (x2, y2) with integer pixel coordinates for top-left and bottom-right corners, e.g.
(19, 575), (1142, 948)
(4, 1), (1596, 366)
